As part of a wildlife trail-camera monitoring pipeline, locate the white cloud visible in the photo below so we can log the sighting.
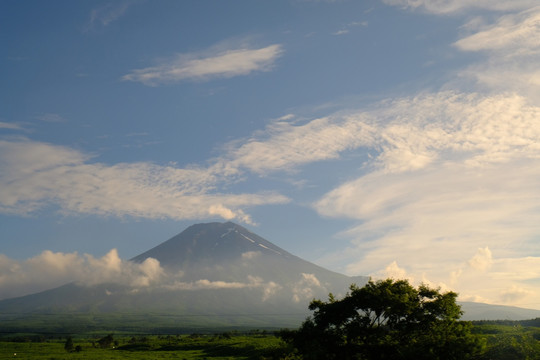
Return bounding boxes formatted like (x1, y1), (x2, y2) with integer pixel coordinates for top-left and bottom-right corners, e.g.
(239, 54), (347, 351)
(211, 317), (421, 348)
(382, 0), (538, 14)
(0, 138), (288, 223)
(468, 247), (493, 271)
(0, 249), (164, 300)
(0, 250), (286, 301)
(455, 8), (540, 55)
(225, 115), (376, 174)
(241, 251), (261, 260)
(373, 261), (413, 282)
(306, 90), (540, 308)
(86, 1), (137, 31)
(123, 44), (284, 86)
(162, 275), (281, 301)
(0, 122), (24, 130)
(292, 273), (325, 303)
(35, 113), (66, 123)
(453, 8), (540, 101)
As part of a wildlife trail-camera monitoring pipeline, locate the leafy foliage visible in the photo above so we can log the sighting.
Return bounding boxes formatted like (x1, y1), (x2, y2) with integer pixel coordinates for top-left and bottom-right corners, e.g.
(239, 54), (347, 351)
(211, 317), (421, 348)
(282, 279), (484, 359)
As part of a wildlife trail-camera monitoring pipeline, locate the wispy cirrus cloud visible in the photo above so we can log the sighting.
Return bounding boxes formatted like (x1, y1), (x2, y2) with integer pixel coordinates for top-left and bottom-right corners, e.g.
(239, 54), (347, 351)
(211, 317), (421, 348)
(0, 122), (24, 130)
(311, 91), (540, 307)
(382, 0), (538, 14)
(35, 113), (66, 123)
(85, 1), (139, 31)
(221, 114), (376, 175)
(453, 7), (540, 101)
(122, 43), (284, 86)
(455, 9), (540, 54)
(0, 138), (288, 224)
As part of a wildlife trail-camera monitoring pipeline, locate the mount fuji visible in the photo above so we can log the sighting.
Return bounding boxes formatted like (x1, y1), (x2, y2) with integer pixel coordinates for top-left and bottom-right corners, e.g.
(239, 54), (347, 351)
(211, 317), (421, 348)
(1, 222), (539, 333)
(0, 222), (368, 331)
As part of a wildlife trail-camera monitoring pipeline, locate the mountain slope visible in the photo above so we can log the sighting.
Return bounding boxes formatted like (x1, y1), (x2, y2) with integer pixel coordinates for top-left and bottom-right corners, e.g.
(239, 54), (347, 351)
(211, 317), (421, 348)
(0, 222), (368, 330)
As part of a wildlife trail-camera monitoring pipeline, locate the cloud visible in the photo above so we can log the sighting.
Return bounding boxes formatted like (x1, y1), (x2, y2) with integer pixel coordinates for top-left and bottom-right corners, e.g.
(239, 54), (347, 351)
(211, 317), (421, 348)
(224, 115), (376, 175)
(122, 44), (284, 86)
(382, 0), (538, 14)
(315, 92), (540, 246)
(452, 8), (540, 101)
(0, 138), (288, 223)
(0, 250), (286, 301)
(0, 122), (24, 130)
(296, 89), (540, 308)
(241, 251), (262, 260)
(86, 1), (138, 31)
(162, 275), (281, 301)
(0, 249), (164, 300)
(35, 113), (66, 123)
(455, 8), (540, 55)
(292, 273), (325, 303)
(468, 247), (493, 271)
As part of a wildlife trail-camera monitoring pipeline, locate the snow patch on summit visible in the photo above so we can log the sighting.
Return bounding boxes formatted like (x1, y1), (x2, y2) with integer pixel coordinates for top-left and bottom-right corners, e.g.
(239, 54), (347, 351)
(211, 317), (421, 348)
(257, 243), (282, 256)
(220, 228), (237, 238)
(240, 233), (256, 243)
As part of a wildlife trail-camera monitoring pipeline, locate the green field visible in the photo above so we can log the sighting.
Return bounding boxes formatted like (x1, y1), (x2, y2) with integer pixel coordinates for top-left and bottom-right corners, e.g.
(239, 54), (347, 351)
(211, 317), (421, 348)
(0, 333), (290, 360)
(2, 322), (540, 359)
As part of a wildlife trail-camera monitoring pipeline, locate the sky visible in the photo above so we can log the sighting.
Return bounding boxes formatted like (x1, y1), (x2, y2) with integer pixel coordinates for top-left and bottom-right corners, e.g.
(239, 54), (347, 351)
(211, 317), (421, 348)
(1, 0), (540, 310)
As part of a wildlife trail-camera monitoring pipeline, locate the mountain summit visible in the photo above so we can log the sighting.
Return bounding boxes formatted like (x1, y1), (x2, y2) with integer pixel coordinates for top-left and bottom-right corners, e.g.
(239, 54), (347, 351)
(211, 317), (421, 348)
(131, 222), (361, 287)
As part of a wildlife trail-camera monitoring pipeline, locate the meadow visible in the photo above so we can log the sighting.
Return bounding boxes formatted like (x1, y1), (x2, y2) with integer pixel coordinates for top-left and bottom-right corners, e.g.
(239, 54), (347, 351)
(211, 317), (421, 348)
(2, 322), (540, 359)
(0, 332), (289, 360)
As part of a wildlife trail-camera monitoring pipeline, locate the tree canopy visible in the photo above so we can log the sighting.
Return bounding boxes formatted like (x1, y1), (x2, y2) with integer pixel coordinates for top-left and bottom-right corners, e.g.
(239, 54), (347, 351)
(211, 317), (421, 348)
(281, 279), (484, 360)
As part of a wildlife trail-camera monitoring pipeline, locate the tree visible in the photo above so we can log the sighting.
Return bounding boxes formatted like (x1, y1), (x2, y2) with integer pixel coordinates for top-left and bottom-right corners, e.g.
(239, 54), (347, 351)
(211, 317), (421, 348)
(281, 279), (484, 360)
(64, 336), (74, 352)
(97, 334), (114, 348)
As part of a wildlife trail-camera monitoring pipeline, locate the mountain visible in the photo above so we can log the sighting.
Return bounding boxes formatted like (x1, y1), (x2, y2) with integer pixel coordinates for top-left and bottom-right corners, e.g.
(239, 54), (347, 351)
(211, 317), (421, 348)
(1, 221), (539, 333)
(0, 222), (368, 332)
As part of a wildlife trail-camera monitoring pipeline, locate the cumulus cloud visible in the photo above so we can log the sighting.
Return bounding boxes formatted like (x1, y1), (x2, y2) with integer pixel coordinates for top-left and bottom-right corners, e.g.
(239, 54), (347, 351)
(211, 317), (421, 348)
(468, 247), (493, 271)
(123, 43), (284, 86)
(0, 251), (285, 302)
(0, 138), (288, 223)
(292, 273), (325, 303)
(0, 249), (164, 300)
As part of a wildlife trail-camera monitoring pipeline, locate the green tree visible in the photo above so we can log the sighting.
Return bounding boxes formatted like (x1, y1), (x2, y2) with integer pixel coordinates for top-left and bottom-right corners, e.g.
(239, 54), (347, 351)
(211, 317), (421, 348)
(64, 336), (74, 352)
(97, 334), (114, 348)
(282, 279), (484, 360)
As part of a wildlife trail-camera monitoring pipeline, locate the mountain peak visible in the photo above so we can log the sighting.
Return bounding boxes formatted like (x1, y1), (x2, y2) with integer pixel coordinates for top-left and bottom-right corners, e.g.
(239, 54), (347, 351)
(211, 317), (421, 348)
(131, 222), (292, 269)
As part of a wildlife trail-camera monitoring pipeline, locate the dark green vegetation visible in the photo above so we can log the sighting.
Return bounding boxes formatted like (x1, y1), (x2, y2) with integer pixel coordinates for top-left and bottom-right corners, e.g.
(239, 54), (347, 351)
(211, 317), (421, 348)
(3, 279), (540, 359)
(2, 324), (540, 360)
(280, 279), (483, 359)
(0, 332), (288, 360)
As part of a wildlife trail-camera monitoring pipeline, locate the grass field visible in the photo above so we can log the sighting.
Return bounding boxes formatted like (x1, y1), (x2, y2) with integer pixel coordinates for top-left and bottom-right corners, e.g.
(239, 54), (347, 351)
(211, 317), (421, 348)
(0, 333), (289, 360)
(3, 323), (540, 359)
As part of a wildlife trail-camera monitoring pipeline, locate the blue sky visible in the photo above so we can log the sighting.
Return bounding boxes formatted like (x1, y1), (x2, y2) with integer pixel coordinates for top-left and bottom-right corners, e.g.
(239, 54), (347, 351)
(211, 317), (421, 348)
(2, 0), (540, 309)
